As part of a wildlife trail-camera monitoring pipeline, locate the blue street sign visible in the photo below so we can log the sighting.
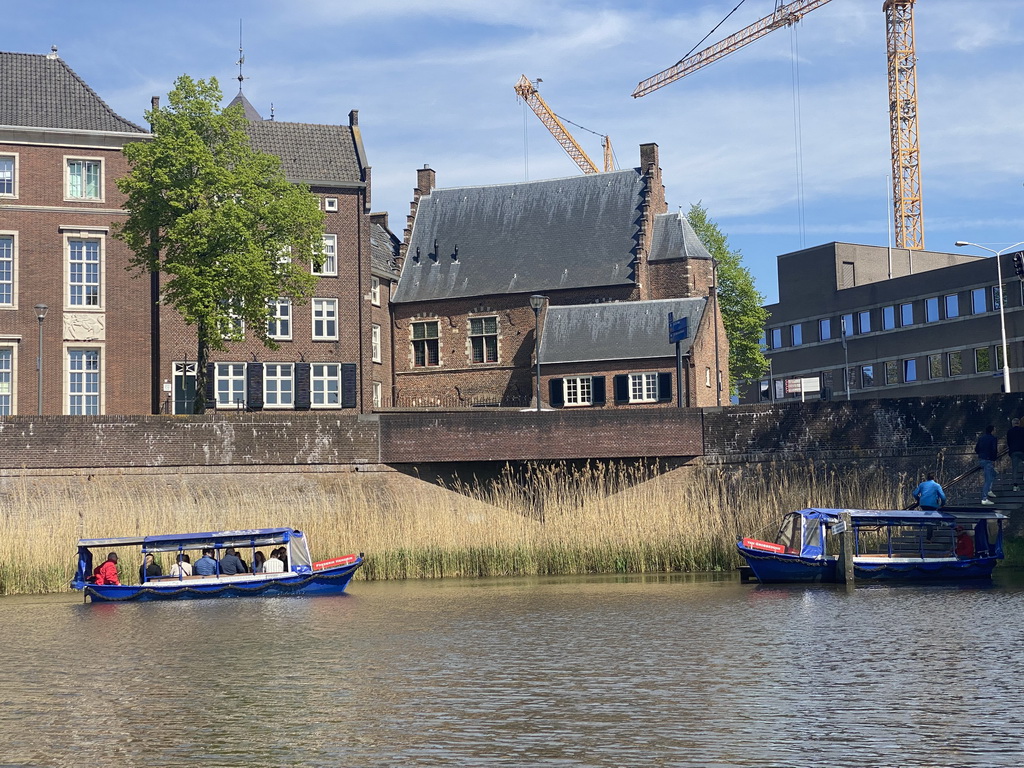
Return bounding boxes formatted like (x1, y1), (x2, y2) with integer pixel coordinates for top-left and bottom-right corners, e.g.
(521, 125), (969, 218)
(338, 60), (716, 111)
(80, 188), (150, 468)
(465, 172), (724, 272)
(668, 312), (688, 344)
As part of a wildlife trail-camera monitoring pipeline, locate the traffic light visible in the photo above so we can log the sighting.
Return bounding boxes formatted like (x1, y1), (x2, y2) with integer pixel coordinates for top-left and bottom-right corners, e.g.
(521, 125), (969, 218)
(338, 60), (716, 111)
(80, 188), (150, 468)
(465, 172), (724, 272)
(1014, 251), (1024, 279)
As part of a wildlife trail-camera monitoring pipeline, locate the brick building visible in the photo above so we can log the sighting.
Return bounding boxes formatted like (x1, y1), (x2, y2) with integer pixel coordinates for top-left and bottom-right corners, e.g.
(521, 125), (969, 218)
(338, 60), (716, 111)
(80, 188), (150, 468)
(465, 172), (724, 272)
(390, 143), (728, 408)
(0, 48), (150, 416)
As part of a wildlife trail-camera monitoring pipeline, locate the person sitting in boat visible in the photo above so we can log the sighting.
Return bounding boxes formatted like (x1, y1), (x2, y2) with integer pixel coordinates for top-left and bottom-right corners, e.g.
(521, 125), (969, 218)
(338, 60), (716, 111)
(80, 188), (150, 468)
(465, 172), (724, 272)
(912, 472), (946, 511)
(169, 553), (192, 577)
(93, 553), (120, 585)
(252, 551), (266, 574)
(263, 549), (285, 574)
(219, 548), (247, 576)
(956, 526), (975, 558)
(194, 548), (218, 577)
(139, 553), (162, 583)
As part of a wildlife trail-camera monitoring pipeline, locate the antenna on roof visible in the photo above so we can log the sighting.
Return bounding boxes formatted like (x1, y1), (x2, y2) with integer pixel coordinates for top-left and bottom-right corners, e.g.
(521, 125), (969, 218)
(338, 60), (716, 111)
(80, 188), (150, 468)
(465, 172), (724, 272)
(47, 45), (59, 60)
(235, 19), (247, 92)
(269, 102), (275, 121)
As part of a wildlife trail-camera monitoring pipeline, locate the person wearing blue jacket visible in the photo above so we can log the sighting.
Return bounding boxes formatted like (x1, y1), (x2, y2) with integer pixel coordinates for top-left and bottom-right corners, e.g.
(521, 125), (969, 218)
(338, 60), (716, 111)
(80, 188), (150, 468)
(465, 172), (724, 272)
(912, 472), (946, 511)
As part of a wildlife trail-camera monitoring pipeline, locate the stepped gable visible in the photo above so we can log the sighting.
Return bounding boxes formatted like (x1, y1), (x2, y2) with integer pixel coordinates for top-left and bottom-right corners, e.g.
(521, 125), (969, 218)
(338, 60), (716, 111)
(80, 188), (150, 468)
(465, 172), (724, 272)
(0, 50), (146, 133)
(538, 297), (707, 364)
(394, 169), (646, 303)
(242, 119), (363, 185)
(648, 212), (713, 262)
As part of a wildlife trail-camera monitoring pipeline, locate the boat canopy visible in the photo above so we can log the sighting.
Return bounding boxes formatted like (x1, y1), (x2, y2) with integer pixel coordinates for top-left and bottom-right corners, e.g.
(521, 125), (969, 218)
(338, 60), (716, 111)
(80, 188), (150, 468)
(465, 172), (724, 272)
(77, 527), (304, 553)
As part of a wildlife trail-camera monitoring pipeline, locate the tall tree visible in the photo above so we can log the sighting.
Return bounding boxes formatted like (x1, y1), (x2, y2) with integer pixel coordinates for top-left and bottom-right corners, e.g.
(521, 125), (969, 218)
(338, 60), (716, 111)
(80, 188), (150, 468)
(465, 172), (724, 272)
(686, 203), (769, 394)
(115, 75), (324, 412)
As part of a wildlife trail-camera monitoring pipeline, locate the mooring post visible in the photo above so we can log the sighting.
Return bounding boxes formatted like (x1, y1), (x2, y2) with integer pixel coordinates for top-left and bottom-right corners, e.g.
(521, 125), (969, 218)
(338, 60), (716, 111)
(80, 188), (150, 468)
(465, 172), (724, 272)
(839, 511), (855, 586)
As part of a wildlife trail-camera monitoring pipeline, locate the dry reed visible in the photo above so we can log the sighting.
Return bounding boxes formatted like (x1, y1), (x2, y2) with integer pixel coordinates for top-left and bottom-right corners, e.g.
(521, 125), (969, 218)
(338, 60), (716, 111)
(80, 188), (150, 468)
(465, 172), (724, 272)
(0, 461), (910, 595)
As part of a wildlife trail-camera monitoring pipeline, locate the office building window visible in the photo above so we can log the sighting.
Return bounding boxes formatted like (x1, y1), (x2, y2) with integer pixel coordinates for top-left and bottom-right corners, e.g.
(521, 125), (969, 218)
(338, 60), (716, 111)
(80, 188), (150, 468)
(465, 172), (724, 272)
(264, 363), (294, 408)
(311, 363), (341, 407)
(972, 287), (987, 314)
(314, 234), (337, 276)
(68, 348), (101, 415)
(948, 351), (963, 376)
(882, 306), (895, 330)
(372, 324), (382, 363)
(904, 359), (917, 382)
(928, 354), (943, 379)
(993, 286), (1003, 312)
(841, 314), (853, 337)
(791, 323), (802, 346)
(0, 234), (13, 307)
(819, 318), (831, 341)
(0, 347), (12, 415)
(470, 316), (498, 363)
(770, 327), (782, 349)
(371, 276), (381, 306)
(858, 311), (871, 334)
(0, 155), (15, 196)
(563, 376), (593, 406)
(925, 297), (939, 323)
(68, 238), (101, 307)
(216, 363), (246, 408)
(267, 299), (291, 340)
(861, 365), (874, 387)
(996, 345), (1006, 371)
(900, 303), (914, 326)
(412, 320), (440, 367)
(885, 360), (899, 386)
(976, 347), (992, 373)
(66, 158), (102, 200)
(945, 294), (959, 319)
(312, 298), (338, 340)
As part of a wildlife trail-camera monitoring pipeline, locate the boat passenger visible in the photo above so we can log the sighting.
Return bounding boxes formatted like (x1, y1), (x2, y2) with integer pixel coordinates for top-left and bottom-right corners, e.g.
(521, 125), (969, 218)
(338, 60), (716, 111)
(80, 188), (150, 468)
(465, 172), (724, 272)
(263, 550), (285, 574)
(277, 547), (289, 571)
(252, 551), (266, 574)
(169, 554), (192, 577)
(194, 548), (219, 577)
(139, 553), (163, 583)
(956, 527), (975, 558)
(93, 553), (120, 585)
(219, 548), (247, 576)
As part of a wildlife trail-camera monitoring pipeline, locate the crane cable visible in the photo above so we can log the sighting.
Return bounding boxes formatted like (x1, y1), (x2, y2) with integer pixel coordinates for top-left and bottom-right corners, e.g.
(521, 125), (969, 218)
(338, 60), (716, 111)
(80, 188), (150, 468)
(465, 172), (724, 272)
(790, 22), (807, 249)
(551, 112), (619, 170)
(676, 0), (750, 65)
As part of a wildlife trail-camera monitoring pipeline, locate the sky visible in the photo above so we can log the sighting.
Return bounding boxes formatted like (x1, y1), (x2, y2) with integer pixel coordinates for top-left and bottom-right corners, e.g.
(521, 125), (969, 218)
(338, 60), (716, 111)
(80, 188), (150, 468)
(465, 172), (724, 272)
(7, 0), (1024, 303)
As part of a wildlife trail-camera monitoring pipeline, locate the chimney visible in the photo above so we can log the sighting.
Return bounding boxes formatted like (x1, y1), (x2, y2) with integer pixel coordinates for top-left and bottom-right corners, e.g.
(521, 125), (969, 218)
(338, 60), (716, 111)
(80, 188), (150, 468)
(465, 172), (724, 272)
(640, 143), (659, 174)
(349, 109), (359, 127)
(151, 96), (160, 111)
(417, 164), (436, 197)
(370, 212), (389, 230)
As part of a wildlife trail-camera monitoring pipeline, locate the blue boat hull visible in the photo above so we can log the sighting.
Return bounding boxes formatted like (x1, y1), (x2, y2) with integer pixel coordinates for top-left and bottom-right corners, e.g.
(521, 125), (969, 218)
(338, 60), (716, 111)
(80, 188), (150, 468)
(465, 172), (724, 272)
(737, 545), (839, 583)
(853, 556), (998, 582)
(79, 560), (362, 603)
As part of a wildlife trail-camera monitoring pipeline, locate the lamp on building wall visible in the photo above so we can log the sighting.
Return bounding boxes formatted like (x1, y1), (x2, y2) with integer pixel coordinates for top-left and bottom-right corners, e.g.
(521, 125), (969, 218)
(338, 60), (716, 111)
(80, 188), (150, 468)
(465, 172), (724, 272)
(33, 303), (48, 415)
(955, 240), (1024, 394)
(529, 294), (548, 412)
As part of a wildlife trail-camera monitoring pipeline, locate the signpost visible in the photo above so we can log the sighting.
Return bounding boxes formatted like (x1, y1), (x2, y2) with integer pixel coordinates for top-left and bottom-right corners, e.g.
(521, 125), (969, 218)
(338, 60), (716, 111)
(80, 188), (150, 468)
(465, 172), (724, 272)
(668, 312), (688, 407)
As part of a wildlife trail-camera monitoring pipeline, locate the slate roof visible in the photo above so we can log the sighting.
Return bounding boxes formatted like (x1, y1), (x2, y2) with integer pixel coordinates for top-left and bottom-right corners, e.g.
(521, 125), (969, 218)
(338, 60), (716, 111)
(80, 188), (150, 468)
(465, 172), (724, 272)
(393, 169), (646, 303)
(649, 212), (713, 262)
(370, 221), (400, 277)
(227, 91), (264, 121)
(0, 50), (146, 133)
(243, 119), (363, 185)
(538, 297), (707, 364)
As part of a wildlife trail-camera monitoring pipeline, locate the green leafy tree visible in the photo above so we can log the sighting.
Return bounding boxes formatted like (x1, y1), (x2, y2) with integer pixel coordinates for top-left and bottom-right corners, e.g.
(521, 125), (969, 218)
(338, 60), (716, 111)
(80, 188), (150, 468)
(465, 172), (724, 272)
(115, 75), (324, 412)
(686, 203), (769, 394)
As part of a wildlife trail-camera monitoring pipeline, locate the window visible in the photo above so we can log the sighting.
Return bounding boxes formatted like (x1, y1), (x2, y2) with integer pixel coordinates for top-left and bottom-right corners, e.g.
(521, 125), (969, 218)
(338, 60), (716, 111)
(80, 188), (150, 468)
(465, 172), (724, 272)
(885, 360), (899, 386)
(972, 288), (987, 314)
(0, 234), (14, 307)
(324, 197), (338, 212)
(372, 381), (382, 409)
(267, 299), (291, 340)
(791, 323), (803, 346)
(0, 347), (12, 415)
(928, 354), (943, 379)
(469, 316), (498, 363)
(861, 365), (874, 387)
(412, 321), (439, 367)
(900, 303), (914, 326)
(216, 363), (246, 408)
(882, 306), (896, 330)
(925, 297), (939, 323)
(68, 238), (101, 307)
(66, 158), (101, 200)
(563, 376), (593, 406)
(264, 363), (294, 408)
(904, 359), (917, 382)
(758, 331), (767, 351)
(993, 285), (1003, 312)
(858, 311), (871, 334)
(706, 367), (712, 387)
(948, 351), (963, 377)
(371, 276), (381, 306)
(314, 234), (337, 276)
(945, 294), (959, 319)
(218, 300), (245, 340)
(770, 327), (782, 349)
(841, 314), (853, 337)
(68, 348), (100, 415)
(311, 363), (341, 407)
(628, 373), (659, 403)
(819, 318), (831, 341)
(312, 298), (338, 340)
(0, 155), (15, 197)
(996, 345), (1006, 371)
(976, 347), (992, 373)
(372, 324), (382, 363)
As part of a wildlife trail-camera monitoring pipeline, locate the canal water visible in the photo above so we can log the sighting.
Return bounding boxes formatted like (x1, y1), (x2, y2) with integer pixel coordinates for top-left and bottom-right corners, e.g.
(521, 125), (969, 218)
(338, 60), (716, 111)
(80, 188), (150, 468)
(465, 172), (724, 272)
(2, 571), (1023, 767)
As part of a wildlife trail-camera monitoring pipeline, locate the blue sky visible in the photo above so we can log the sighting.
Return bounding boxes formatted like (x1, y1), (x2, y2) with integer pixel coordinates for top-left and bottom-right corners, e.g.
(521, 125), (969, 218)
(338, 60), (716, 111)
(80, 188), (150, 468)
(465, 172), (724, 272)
(8, 0), (1023, 303)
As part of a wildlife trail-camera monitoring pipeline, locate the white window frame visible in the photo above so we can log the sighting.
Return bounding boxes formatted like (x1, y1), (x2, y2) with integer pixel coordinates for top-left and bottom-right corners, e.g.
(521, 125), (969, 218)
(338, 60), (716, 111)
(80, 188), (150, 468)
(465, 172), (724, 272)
(64, 156), (103, 202)
(311, 362), (341, 408)
(628, 372), (659, 403)
(0, 231), (17, 309)
(0, 344), (16, 415)
(65, 345), (103, 415)
(312, 298), (338, 340)
(64, 233), (104, 311)
(0, 153), (18, 198)
(267, 298), (292, 341)
(263, 363), (294, 408)
(706, 367), (712, 388)
(372, 324), (382, 363)
(215, 362), (247, 408)
(323, 197), (338, 212)
(370, 276), (381, 306)
(372, 380), (382, 409)
(563, 376), (593, 406)
(314, 234), (337, 276)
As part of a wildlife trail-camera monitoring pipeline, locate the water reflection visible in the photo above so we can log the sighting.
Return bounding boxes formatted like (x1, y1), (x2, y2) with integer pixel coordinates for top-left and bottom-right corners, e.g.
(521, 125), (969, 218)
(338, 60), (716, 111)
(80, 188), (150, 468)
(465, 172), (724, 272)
(2, 571), (1024, 766)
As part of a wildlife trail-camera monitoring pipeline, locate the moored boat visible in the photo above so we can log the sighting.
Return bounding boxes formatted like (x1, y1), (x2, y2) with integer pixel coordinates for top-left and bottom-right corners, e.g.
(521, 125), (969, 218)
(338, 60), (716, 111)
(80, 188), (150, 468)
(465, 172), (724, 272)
(738, 508), (1005, 585)
(71, 527), (363, 602)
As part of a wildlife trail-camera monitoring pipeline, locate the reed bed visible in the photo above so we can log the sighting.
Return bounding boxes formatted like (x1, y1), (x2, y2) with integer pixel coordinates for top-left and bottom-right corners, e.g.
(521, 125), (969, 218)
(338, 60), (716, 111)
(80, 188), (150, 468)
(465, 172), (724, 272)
(0, 461), (912, 595)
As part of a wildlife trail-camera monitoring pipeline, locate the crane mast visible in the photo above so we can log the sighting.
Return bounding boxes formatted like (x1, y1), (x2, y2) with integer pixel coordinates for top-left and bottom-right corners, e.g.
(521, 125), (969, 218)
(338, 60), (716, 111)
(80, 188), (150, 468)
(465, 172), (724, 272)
(515, 75), (610, 175)
(885, 0), (924, 250)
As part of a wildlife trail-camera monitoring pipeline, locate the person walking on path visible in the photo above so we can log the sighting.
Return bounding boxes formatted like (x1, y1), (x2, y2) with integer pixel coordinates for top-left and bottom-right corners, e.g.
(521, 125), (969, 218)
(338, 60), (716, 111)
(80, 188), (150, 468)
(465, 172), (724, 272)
(976, 425), (999, 505)
(1006, 418), (1024, 491)
(913, 472), (947, 511)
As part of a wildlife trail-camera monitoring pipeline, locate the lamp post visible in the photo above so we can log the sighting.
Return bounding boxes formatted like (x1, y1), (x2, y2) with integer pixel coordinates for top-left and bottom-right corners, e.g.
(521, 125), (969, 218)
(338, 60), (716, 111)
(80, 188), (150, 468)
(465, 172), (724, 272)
(33, 303), (48, 415)
(529, 294), (547, 412)
(955, 241), (1024, 393)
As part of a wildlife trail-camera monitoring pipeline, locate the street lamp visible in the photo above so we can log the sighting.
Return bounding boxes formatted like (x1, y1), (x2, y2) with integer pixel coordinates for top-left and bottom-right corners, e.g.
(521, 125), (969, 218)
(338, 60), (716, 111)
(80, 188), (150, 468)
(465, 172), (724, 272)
(529, 294), (547, 412)
(33, 303), (48, 415)
(955, 240), (1024, 393)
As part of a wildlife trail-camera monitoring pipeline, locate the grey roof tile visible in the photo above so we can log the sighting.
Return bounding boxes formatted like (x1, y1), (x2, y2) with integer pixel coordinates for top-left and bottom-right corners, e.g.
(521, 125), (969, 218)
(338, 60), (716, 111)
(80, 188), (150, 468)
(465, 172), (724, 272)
(393, 169), (645, 303)
(0, 50), (146, 133)
(243, 120), (363, 185)
(538, 297), (707, 364)
(649, 212), (713, 262)
(370, 222), (400, 277)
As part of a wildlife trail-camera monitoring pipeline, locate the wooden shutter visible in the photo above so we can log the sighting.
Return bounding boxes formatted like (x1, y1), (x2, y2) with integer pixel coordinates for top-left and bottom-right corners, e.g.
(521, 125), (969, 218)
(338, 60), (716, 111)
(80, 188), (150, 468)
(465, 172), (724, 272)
(294, 362), (311, 411)
(548, 379), (564, 407)
(614, 375), (629, 404)
(591, 376), (606, 406)
(658, 372), (672, 402)
(341, 363), (358, 408)
(205, 363), (216, 410)
(246, 363), (264, 410)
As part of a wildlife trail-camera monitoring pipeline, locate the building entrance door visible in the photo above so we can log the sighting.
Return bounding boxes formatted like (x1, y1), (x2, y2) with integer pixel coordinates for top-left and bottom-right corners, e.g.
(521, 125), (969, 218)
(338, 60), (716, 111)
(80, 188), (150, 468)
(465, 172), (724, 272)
(173, 362), (197, 414)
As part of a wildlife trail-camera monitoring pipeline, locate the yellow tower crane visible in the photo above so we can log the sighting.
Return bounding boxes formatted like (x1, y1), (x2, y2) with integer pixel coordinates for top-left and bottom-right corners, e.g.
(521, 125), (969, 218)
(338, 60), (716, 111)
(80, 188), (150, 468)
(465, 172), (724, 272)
(632, 0), (925, 250)
(514, 75), (614, 175)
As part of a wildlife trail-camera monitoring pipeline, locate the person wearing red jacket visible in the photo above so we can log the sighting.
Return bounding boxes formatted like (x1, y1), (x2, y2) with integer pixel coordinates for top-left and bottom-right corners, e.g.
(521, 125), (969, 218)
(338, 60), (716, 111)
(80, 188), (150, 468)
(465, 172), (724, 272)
(93, 553), (120, 585)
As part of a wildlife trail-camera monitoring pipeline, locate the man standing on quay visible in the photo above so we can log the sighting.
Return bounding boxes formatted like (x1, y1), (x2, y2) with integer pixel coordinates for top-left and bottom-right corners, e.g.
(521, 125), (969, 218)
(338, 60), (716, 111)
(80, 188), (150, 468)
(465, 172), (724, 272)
(1006, 418), (1024, 491)
(976, 425), (999, 505)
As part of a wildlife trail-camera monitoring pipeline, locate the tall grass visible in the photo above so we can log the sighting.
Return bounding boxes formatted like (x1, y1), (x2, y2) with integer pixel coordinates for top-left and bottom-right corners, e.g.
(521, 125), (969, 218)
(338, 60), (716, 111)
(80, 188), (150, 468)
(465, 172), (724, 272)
(0, 461), (910, 595)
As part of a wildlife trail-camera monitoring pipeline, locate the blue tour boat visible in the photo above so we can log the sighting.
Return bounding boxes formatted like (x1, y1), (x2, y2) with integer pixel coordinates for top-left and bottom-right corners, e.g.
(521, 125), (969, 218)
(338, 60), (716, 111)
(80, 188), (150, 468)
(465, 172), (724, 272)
(737, 508), (1005, 584)
(72, 527), (363, 602)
